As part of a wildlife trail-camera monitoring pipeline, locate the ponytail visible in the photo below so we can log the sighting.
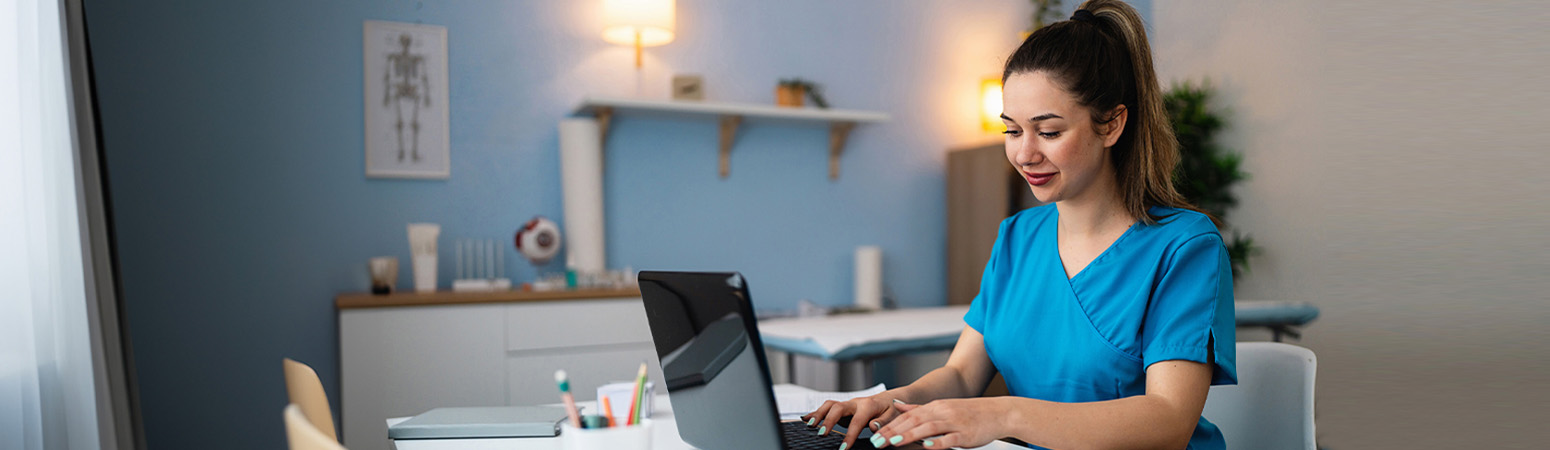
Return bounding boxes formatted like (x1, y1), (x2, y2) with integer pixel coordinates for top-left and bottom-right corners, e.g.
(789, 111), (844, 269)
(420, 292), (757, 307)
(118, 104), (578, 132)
(1003, 0), (1197, 224)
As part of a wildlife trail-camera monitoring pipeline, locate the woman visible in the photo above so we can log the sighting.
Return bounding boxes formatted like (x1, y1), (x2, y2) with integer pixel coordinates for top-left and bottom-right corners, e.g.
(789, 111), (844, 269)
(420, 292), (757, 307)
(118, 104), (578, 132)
(803, 1), (1236, 449)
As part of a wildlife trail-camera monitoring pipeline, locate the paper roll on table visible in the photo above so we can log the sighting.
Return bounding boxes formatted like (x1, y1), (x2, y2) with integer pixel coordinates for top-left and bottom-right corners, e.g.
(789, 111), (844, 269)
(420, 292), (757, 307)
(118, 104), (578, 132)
(855, 246), (883, 310)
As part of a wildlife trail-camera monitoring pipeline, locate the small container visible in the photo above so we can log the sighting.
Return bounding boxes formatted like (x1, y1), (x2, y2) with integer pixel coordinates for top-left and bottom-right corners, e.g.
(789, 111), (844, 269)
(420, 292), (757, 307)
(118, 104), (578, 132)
(368, 256), (399, 295)
(412, 255), (438, 293)
(561, 419), (652, 450)
(597, 381), (655, 424)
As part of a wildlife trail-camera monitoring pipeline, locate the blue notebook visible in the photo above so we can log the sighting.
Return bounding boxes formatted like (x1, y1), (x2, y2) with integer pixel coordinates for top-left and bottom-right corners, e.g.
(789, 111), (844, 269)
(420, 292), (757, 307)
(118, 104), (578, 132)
(388, 406), (570, 439)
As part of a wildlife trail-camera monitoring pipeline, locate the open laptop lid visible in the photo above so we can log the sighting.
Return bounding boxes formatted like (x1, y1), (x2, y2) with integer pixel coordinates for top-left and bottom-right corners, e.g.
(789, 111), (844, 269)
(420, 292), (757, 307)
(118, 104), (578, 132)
(638, 271), (786, 450)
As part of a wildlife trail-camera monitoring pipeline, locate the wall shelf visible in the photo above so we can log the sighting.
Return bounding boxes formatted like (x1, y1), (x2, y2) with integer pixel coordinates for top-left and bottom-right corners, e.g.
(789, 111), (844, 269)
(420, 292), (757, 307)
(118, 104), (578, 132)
(574, 96), (890, 179)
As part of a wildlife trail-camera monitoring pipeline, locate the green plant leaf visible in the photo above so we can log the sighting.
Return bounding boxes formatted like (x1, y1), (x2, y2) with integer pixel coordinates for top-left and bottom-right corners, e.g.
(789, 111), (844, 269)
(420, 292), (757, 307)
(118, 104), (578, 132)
(1166, 80), (1257, 277)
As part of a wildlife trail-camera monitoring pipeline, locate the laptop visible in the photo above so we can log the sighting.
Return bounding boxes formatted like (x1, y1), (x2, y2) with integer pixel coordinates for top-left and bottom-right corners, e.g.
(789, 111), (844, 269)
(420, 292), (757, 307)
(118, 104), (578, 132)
(638, 271), (884, 450)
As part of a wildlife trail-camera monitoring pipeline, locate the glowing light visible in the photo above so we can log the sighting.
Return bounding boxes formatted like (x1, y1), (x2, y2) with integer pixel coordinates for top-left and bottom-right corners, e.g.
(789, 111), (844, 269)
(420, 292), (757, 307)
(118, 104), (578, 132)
(981, 77), (1003, 132)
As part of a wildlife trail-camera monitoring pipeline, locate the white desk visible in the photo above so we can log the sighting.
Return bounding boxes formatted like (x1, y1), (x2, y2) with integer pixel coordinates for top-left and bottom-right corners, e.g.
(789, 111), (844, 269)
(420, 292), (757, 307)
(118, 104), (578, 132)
(387, 385), (1022, 450)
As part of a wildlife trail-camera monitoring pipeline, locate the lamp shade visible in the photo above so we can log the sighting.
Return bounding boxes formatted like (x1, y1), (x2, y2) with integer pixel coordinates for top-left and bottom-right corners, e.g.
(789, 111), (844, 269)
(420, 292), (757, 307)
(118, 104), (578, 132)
(981, 77), (1004, 132)
(602, 0), (675, 47)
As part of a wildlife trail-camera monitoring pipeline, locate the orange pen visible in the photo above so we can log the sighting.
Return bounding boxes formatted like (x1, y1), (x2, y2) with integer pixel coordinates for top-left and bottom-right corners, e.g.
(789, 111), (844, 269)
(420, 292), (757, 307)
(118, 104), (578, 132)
(601, 396), (616, 427)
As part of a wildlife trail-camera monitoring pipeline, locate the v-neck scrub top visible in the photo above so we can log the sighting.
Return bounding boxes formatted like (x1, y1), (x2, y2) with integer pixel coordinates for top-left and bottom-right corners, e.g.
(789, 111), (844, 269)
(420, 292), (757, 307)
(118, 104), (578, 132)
(965, 205), (1237, 450)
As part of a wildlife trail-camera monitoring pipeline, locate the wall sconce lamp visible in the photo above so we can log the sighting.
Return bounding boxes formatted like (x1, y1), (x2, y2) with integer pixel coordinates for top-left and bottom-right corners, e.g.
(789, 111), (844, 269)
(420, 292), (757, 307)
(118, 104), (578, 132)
(602, 0), (676, 69)
(981, 77), (1004, 132)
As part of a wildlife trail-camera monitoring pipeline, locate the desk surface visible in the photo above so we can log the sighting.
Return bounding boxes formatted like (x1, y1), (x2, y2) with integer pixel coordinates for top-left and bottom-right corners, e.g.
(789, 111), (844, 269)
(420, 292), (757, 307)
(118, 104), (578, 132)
(388, 386), (1022, 450)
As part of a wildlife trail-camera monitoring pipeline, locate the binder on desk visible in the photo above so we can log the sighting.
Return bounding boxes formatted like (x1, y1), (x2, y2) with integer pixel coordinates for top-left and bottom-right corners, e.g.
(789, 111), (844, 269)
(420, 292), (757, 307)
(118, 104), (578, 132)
(387, 406), (569, 439)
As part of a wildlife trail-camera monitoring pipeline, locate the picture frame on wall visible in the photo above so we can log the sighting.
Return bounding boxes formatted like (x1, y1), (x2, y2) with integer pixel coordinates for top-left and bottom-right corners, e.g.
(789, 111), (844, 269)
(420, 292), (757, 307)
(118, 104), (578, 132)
(364, 20), (450, 179)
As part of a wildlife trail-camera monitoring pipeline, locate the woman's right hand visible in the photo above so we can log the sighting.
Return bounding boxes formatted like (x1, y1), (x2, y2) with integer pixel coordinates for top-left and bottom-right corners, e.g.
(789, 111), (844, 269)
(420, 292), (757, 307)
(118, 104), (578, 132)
(801, 393), (906, 450)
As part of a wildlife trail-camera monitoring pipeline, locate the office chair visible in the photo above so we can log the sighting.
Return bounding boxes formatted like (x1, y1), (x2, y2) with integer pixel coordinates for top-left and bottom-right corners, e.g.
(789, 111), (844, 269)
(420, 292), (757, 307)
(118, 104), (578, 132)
(1201, 342), (1318, 450)
(285, 404), (347, 450)
(284, 358), (339, 442)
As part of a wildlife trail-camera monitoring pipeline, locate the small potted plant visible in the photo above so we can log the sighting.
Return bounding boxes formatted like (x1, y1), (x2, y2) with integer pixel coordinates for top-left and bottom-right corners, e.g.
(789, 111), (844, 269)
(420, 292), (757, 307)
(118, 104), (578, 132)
(775, 78), (830, 108)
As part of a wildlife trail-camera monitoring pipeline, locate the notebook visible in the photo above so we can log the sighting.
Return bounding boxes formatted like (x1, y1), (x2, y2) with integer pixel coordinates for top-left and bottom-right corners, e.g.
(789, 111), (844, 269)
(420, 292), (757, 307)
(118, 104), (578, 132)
(387, 406), (569, 439)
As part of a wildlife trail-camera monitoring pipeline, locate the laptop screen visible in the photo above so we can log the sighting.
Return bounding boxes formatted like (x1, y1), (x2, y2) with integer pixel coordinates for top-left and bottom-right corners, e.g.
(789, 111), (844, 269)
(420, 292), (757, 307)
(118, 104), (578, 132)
(638, 271), (785, 450)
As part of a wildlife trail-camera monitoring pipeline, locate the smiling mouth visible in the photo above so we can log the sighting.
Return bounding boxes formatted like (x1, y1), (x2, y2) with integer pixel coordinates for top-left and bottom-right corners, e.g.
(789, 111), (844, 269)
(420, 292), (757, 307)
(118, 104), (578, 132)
(1024, 172), (1056, 186)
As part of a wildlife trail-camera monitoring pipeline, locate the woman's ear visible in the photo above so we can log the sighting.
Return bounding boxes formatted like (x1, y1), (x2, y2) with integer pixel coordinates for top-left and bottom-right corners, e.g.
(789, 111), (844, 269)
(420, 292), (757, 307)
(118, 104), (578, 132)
(1101, 105), (1128, 148)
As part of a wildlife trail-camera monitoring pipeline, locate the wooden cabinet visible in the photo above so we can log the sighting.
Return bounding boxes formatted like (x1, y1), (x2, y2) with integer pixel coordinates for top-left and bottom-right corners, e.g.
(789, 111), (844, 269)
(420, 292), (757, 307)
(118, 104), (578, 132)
(946, 143), (1041, 306)
(946, 144), (1036, 398)
(337, 290), (665, 450)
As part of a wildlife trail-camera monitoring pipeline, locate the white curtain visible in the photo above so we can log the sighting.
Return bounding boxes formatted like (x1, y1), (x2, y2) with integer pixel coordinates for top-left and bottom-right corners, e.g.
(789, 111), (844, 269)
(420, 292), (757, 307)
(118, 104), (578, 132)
(1, 0), (105, 449)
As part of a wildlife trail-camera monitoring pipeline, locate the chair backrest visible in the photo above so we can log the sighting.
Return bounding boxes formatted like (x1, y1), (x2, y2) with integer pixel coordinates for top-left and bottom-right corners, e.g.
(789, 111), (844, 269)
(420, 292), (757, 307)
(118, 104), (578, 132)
(284, 404), (347, 450)
(1201, 342), (1317, 450)
(283, 358), (339, 442)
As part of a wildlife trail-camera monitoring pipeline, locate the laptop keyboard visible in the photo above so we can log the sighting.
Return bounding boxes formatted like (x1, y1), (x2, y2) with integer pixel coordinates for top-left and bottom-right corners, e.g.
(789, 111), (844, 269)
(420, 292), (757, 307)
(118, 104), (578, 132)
(781, 421), (878, 450)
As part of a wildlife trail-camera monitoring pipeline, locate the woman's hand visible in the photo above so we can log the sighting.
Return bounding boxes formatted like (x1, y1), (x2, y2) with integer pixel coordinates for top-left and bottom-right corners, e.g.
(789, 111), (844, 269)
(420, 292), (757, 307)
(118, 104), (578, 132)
(801, 394), (904, 450)
(869, 398), (1010, 449)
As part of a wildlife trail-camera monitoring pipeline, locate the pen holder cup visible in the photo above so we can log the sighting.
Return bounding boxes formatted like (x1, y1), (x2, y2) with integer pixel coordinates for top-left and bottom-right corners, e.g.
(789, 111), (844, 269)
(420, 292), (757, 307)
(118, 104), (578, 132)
(561, 419), (652, 450)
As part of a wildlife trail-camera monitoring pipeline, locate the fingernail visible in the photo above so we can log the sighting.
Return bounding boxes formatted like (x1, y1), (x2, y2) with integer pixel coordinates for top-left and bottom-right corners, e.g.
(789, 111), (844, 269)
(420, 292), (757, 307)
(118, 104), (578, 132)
(870, 420), (881, 430)
(889, 435), (904, 445)
(807, 417), (816, 426)
(893, 399), (906, 405)
(924, 439), (934, 447)
(839, 443), (849, 450)
(870, 434), (887, 448)
(817, 426), (827, 436)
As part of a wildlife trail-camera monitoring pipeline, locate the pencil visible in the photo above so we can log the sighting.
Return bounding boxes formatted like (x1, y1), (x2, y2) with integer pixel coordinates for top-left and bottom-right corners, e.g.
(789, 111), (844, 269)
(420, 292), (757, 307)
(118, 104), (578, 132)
(626, 362), (647, 425)
(555, 370), (582, 428)
(601, 396), (616, 427)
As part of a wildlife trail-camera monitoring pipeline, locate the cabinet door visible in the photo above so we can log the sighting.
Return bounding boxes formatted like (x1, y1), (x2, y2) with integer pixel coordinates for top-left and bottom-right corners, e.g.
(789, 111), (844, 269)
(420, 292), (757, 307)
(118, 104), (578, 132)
(340, 304), (506, 450)
(506, 346), (666, 406)
(503, 298), (653, 351)
(503, 298), (667, 408)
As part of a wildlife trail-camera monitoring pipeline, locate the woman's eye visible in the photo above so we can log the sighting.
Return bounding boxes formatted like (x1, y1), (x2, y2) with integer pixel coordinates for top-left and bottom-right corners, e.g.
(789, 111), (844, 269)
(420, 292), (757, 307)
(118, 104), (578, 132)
(1002, 130), (1022, 136)
(1038, 131), (1061, 138)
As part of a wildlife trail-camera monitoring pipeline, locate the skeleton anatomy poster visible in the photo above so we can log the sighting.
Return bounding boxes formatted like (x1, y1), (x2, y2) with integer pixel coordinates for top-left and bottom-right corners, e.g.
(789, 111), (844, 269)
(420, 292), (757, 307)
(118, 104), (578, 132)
(364, 20), (450, 179)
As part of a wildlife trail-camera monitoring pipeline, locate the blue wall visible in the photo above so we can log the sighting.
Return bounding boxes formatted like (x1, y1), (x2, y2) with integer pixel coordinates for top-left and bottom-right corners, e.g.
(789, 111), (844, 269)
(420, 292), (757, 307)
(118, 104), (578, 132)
(82, 1), (1142, 448)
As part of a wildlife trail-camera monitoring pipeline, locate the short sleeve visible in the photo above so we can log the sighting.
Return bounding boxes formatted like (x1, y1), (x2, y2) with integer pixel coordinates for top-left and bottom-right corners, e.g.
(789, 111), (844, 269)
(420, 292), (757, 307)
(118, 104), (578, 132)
(1141, 232), (1238, 385)
(964, 216), (1014, 333)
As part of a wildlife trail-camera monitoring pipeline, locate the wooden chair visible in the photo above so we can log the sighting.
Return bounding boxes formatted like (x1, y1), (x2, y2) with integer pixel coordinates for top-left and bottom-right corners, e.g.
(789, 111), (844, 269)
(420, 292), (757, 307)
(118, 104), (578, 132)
(284, 404), (347, 450)
(283, 358), (339, 442)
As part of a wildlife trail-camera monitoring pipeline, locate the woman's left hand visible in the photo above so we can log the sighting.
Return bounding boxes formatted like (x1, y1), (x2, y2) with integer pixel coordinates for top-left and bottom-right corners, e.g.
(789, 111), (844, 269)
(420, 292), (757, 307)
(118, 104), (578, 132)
(869, 398), (1011, 449)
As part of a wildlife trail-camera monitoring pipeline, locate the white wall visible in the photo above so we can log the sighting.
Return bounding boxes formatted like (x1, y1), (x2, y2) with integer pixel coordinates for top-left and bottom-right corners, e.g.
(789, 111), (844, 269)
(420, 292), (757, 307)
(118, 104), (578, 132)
(1152, 0), (1550, 447)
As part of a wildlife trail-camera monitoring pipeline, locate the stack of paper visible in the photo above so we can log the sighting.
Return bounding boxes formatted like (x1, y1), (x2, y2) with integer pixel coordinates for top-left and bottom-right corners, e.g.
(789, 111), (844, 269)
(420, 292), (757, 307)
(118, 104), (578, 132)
(772, 383), (887, 420)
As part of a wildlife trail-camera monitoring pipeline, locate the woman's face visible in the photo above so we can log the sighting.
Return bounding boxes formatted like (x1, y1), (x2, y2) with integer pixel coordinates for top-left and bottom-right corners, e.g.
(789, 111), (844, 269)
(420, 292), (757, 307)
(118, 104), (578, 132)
(1001, 71), (1124, 205)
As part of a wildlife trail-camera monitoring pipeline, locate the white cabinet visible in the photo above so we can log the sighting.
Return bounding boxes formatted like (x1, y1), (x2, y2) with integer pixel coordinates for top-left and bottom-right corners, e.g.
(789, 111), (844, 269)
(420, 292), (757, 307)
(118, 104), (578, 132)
(338, 294), (665, 450)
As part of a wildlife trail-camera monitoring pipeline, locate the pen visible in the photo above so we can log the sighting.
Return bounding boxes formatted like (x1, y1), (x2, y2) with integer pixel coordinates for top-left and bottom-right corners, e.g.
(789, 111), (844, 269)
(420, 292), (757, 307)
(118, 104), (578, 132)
(555, 370), (583, 428)
(601, 396), (616, 427)
(626, 362), (647, 425)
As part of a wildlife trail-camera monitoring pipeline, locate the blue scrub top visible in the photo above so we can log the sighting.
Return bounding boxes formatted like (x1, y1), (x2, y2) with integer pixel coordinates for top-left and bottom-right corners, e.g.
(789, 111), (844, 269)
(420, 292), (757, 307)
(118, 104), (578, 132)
(965, 205), (1237, 450)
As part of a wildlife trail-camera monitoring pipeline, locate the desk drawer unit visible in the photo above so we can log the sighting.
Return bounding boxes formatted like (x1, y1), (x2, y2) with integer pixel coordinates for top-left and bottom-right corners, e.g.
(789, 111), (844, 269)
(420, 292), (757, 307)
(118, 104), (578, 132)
(339, 294), (657, 450)
(503, 298), (655, 351)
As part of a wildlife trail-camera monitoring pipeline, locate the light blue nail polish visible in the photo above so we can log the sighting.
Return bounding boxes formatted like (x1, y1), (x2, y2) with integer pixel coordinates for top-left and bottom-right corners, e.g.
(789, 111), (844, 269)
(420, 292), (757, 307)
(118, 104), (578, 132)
(839, 443), (849, 450)
(817, 425), (827, 435)
(870, 434), (887, 447)
(807, 417), (816, 426)
(889, 435), (904, 445)
(924, 439), (934, 447)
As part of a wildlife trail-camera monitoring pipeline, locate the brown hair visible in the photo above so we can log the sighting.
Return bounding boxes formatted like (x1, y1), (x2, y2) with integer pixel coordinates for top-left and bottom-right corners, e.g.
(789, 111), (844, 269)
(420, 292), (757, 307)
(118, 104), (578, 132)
(1003, 0), (1198, 224)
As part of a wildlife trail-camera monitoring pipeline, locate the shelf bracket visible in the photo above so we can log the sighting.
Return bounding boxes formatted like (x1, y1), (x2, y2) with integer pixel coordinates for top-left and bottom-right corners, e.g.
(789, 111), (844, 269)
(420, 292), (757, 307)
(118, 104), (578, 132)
(719, 114), (742, 178)
(595, 106), (615, 147)
(829, 121), (856, 180)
